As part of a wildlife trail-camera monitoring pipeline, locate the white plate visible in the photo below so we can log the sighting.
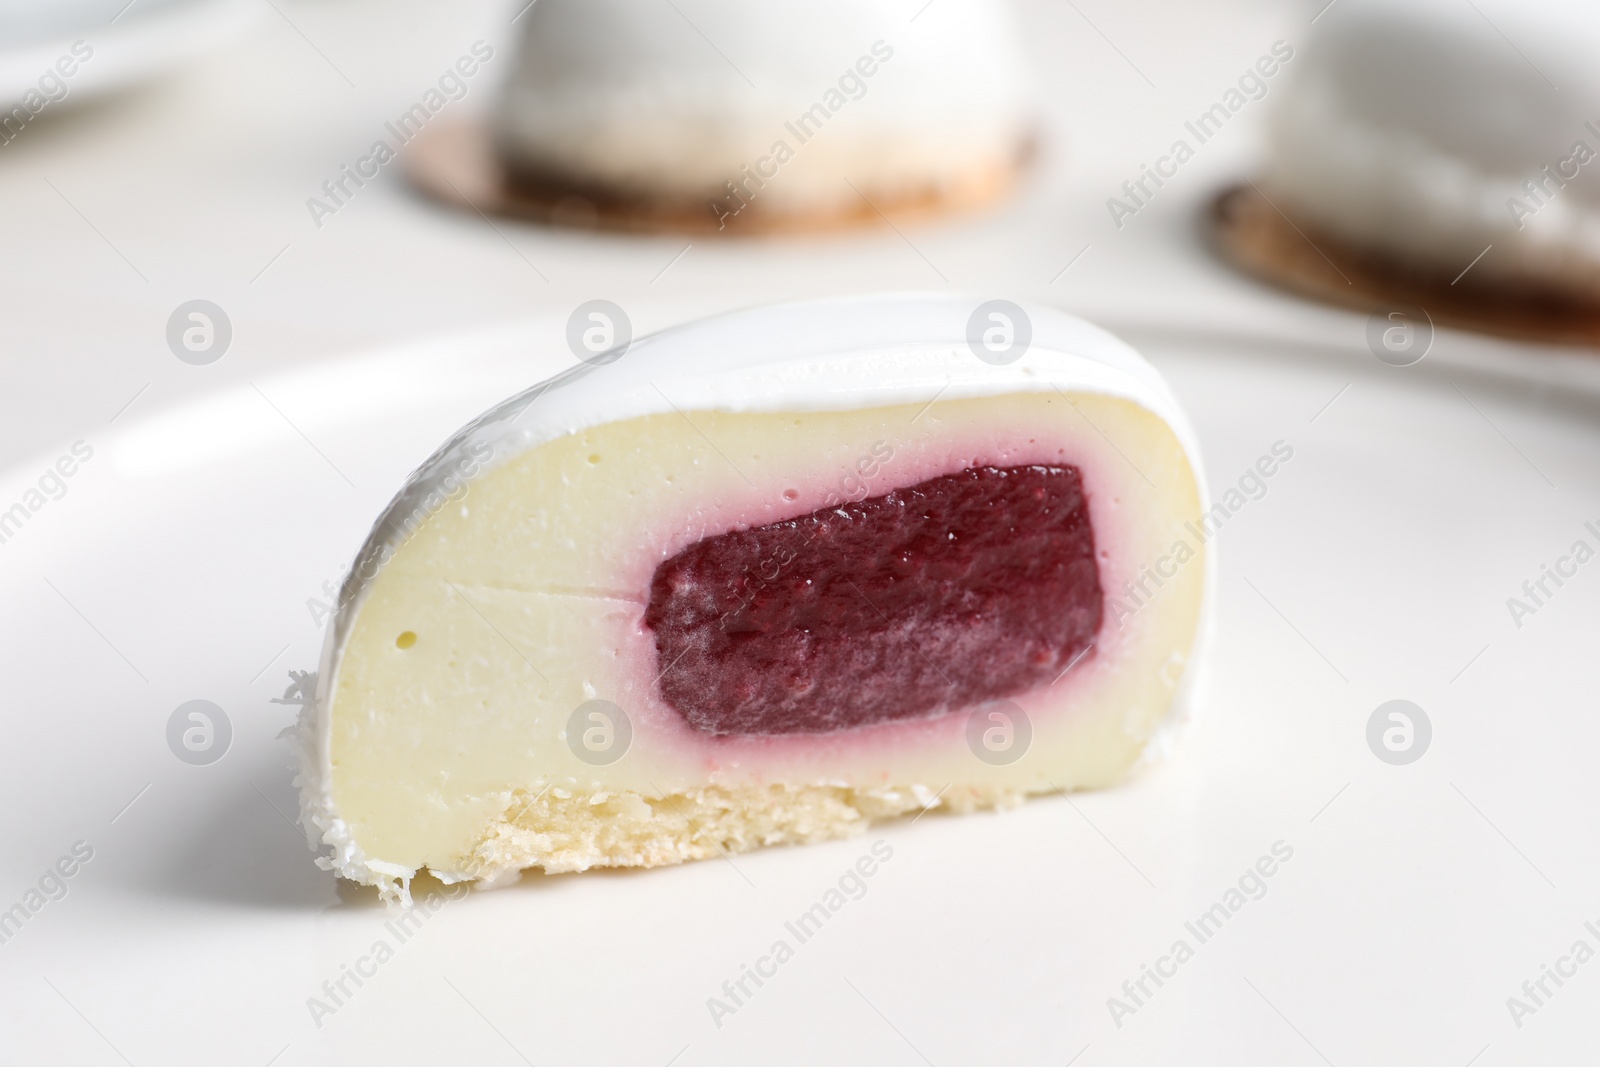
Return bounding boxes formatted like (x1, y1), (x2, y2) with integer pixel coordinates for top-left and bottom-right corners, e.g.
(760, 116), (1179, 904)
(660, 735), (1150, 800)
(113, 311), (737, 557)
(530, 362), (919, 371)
(1, 310), (1596, 1065)
(0, 0), (256, 110)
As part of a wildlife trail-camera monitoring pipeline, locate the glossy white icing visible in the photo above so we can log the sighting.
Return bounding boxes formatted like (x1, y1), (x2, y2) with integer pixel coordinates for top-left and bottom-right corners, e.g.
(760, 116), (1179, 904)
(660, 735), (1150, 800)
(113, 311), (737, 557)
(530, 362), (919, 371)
(1266, 0), (1600, 290)
(491, 0), (1032, 211)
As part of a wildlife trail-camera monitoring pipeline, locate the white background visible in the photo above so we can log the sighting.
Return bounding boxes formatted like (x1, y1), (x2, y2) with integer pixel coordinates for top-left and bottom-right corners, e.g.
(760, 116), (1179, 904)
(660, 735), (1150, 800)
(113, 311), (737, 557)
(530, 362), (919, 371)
(2, 0), (1598, 1064)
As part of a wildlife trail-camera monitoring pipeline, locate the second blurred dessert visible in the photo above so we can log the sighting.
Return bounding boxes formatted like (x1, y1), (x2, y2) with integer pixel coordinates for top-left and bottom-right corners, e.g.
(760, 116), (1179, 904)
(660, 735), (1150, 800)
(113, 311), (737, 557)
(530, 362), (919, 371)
(1212, 0), (1600, 344)
(412, 0), (1034, 234)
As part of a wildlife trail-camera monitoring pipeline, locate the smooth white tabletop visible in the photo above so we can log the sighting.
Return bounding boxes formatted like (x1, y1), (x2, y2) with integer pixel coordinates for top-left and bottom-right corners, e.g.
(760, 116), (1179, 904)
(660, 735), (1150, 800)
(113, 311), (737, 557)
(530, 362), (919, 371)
(3, 1), (1598, 1064)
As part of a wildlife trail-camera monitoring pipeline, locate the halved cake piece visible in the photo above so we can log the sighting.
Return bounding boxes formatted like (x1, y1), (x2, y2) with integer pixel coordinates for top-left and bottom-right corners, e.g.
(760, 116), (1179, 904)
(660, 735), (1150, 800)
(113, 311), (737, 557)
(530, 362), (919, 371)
(286, 295), (1210, 902)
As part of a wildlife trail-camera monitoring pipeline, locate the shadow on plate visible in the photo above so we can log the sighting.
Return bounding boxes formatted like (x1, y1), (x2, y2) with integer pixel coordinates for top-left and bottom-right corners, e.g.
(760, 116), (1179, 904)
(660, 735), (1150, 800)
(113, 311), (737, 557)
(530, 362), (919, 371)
(121, 757), (671, 912)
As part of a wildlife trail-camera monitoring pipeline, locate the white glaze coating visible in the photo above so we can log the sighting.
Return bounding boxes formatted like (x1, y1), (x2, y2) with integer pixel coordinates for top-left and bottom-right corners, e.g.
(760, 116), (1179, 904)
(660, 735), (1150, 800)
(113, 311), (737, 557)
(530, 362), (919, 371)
(287, 294), (1212, 893)
(1265, 0), (1600, 291)
(491, 0), (1032, 212)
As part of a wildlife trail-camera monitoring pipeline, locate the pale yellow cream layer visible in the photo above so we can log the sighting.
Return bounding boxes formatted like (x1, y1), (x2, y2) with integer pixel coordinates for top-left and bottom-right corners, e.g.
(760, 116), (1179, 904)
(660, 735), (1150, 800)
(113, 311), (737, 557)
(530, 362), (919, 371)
(329, 393), (1205, 877)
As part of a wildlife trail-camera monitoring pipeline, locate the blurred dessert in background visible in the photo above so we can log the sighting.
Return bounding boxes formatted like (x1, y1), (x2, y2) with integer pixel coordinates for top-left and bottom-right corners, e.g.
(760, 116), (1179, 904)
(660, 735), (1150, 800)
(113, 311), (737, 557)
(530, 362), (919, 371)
(1211, 0), (1600, 345)
(410, 0), (1034, 234)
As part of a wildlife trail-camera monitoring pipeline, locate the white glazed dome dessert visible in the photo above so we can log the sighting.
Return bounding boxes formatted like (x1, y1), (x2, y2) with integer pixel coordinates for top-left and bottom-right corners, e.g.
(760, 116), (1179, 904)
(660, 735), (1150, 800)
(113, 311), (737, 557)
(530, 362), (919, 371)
(284, 295), (1211, 903)
(1270, 0), (1600, 296)
(489, 0), (1035, 232)
(1217, 0), (1600, 340)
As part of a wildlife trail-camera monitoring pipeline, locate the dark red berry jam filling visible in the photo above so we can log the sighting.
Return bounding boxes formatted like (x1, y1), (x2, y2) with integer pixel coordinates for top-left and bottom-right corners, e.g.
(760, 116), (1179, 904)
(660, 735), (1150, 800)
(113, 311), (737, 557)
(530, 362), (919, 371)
(643, 464), (1102, 735)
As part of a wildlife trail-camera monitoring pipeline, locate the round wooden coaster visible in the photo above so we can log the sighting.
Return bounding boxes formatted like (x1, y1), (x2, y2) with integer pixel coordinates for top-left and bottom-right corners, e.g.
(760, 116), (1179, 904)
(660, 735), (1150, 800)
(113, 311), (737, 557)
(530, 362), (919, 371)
(403, 117), (1029, 238)
(1208, 183), (1600, 348)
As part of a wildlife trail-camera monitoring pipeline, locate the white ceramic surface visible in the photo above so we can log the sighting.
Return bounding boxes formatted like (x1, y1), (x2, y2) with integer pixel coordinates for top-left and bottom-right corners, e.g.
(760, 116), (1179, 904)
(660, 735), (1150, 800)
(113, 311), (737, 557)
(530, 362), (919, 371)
(3, 0), (1599, 1063)
(1, 307), (1597, 1065)
(0, 0), (256, 110)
